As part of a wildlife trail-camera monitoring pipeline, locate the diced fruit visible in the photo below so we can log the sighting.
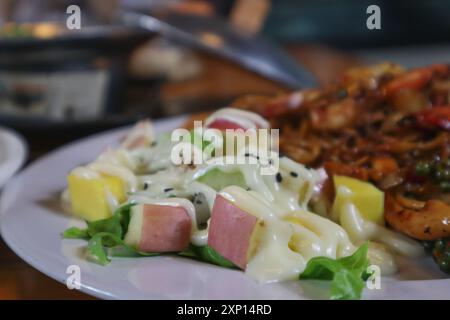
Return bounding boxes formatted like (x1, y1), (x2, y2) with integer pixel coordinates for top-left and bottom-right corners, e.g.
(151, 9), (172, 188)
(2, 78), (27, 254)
(68, 173), (126, 221)
(208, 195), (264, 269)
(208, 119), (247, 130)
(332, 175), (385, 225)
(205, 108), (269, 130)
(124, 204), (191, 253)
(197, 168), (247, 191)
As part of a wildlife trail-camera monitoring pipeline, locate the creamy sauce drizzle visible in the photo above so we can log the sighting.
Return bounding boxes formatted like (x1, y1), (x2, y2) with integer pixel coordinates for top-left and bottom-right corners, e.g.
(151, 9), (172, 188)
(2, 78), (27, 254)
(65, 109), (423, 282)
(220, 186), (355, 282)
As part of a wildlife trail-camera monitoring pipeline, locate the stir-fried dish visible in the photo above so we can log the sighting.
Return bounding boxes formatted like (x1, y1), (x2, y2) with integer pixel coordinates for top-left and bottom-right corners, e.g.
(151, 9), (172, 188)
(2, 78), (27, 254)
(231, 63), (450, 274)
(62, 63), (449, 300)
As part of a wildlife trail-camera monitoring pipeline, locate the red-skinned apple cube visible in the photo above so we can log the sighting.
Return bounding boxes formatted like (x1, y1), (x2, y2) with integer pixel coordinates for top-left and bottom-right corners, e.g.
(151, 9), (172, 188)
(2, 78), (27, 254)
(208, 195), (263, 269)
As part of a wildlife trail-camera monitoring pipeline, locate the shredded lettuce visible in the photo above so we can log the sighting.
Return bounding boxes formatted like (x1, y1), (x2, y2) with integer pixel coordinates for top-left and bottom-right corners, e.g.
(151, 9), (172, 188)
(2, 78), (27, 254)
(299, 243), (370, 300)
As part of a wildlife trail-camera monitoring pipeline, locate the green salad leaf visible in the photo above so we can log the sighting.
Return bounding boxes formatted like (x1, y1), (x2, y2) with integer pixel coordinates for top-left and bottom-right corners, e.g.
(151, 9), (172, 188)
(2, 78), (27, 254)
(63, 205), (234, 268)
(299, 243), (370, 300)
(181, 245), (236, 268)
(63, 203), (135, 240)
(63, 203), (160, 265)
(88, 233), (120, 265)
(63, 227), (89, 239)
(87, 232), (159, 265)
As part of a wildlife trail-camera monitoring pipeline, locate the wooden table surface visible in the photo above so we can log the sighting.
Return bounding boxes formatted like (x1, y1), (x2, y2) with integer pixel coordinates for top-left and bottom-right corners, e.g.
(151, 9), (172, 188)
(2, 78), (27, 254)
(0, 45), (359, 300)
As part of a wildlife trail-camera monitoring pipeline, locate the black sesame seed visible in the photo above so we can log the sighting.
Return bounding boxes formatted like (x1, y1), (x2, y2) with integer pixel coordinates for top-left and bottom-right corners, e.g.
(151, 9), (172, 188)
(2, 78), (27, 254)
(196, 200), (203, 205)
(276, 173), (283, 183)
(164, 188), (174, 193)
(143, 183), (149, 190)
(290, 172), (298, 178)
(245, 153), (250, 157)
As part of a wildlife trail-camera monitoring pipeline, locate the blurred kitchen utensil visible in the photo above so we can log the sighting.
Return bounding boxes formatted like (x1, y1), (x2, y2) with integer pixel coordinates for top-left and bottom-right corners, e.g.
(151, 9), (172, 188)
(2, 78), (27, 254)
(120, 11), (317, 89)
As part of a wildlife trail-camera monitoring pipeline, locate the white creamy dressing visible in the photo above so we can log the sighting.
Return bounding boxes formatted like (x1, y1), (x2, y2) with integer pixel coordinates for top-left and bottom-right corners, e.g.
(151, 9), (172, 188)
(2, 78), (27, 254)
(65, 108), (423, 283)
(70, 166), (101, 179)
(120, 120), (155, 149)
(87, 162), (137, 192)
(219, 186), (355, 282)
(191, 155), (318, 213)
(339, 201), (424, 257)
(67, 121), (164, 212)
(332, 186), (424, 275)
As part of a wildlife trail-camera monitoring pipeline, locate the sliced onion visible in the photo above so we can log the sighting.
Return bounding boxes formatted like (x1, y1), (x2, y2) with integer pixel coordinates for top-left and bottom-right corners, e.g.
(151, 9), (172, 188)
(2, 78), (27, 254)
(378, 173), (403, 190)
(395, 191), (426, 210)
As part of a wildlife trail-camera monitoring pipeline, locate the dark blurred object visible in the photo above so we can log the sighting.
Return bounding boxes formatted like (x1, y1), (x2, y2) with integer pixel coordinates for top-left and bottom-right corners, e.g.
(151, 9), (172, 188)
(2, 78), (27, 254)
(263, 0), (450, 48)
(121, 11), (317, 89)
(0, 23), (152, 125)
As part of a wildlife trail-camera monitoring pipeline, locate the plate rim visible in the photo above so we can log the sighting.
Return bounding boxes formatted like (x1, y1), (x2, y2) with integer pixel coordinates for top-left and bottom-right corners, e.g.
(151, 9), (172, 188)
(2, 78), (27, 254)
(0, 115), (188, 300)
(0, 126), (28, 189)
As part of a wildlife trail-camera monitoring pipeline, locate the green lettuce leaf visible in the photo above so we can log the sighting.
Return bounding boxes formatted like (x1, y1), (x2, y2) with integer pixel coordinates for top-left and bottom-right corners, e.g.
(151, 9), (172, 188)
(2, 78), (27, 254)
(63, 204), (234, 268)
(63, 203), (135, 240)
(180, 245), (236, 268)
(300, 243), (370, 300)
(63, 203), (160, 265)
(63, 227), (89, 239)
(88, 232), (159, 266)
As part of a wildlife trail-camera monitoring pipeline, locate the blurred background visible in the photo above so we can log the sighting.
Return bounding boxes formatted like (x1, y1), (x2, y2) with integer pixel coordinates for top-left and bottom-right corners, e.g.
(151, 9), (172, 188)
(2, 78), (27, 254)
(1, 0), (450, 300)
(0, 0), (450, 157)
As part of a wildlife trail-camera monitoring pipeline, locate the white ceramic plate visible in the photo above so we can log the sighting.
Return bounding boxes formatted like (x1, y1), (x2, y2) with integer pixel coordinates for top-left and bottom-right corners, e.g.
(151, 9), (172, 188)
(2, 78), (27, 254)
(1, 116), (449, 300)
(0, 127), (27, 189)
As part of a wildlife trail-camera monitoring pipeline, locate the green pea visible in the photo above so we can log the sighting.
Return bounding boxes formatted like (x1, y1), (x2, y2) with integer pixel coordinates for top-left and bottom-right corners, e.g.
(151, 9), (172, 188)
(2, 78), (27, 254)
(415, 162), (432, 175)
(441, 182), (450, 192)
(434, 166), (450, 182)
(434, 170), (444, 181)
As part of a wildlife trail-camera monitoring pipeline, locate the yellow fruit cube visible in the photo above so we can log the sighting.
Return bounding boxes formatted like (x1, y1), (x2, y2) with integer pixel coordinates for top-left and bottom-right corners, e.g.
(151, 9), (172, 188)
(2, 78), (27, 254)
(332, 175), (384, 225)
(67, 173), (126, 221)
